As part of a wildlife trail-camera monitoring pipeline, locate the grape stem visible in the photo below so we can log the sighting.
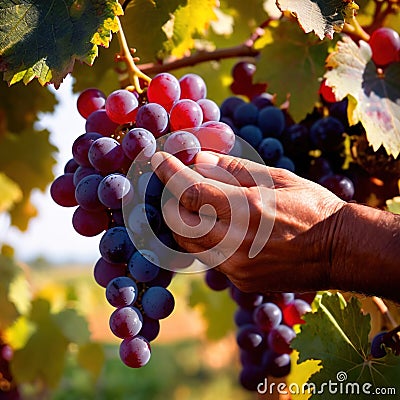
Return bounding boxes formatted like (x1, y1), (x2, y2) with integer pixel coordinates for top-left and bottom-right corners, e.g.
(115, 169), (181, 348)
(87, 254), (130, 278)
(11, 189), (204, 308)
(372, 296), (397, 329)
(119, 18), (272, 85)
(116, 17), (152, 93)
(342, 16), (370, 41)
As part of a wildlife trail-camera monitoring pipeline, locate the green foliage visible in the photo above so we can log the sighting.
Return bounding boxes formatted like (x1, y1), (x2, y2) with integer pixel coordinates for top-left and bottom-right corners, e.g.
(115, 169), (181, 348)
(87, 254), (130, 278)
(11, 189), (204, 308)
(292, 292), (400, 399)
(325, 36), (400, 158)
(188, 274), (236, 340)
(0, 0), (122, 87)
(255, 19), (334, 121)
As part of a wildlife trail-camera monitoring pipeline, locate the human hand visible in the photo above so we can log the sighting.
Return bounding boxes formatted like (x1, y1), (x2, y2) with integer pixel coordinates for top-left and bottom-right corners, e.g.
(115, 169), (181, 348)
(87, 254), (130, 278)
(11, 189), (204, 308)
(151, 150), (346, 293)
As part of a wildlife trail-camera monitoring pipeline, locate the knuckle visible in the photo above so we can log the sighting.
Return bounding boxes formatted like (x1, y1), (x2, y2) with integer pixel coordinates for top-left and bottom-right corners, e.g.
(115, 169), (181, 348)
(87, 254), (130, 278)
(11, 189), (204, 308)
(225, 158), (252, 183)
(181, 182), (205, 211)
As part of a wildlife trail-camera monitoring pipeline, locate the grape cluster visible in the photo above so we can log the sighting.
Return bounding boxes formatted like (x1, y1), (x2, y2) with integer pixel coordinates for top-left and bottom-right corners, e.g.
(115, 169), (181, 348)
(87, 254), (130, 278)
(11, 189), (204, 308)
(0, 341), (20, 399)
(205, 269), (314, 391)
(50, 72), (235, 368)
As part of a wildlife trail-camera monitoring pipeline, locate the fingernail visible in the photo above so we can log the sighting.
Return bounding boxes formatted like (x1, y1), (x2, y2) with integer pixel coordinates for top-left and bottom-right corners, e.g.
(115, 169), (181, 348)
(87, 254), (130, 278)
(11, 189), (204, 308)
(195, 151), (220, 172)
(151, 152), (167, 170)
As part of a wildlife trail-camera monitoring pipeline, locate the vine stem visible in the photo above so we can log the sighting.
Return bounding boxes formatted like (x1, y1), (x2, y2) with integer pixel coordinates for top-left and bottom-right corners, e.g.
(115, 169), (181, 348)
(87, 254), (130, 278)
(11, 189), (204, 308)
(116, 17), (151, 93)
(372, 296), (397, 329)
(342, 16), (370, 41)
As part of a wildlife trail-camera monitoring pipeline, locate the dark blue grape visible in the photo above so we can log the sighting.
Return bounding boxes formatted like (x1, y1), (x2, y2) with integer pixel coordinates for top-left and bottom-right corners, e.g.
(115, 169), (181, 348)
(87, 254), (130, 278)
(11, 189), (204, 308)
(236, 324), (265, 352)
(310, 116), (345, 152)
(233, 103), (259, 127)
(275, 156), (295, 172)
(99, 227), (136, 264)
(220, 96), (245, 118)
(257, 138), (284, 165)
(262, 351), (291, 378)
(371, 332), (388, 358)
(142, 286), (175, 319)
(238, 125), (263, 148)
(205, 268), (230, 291)
(257, 106), (285, 137)
(128, 250), (160, 283)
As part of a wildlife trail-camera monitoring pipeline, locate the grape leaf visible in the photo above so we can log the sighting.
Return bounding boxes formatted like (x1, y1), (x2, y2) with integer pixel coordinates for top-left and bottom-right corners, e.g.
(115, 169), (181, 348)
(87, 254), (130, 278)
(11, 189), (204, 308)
(77, 342), (105, 380)
(386, 196), (400, 214)
(0, 0), (123, 87)
(122, 0), (187, 64)
(167, 0), (218, 57)
(276, 0), (359, 40)
(53, 308), (91, 345)
(324, 36), (400, 158)
(292, 292), (400, 399)
(0, 172), (22, 213)
(254, 20), (333, 121)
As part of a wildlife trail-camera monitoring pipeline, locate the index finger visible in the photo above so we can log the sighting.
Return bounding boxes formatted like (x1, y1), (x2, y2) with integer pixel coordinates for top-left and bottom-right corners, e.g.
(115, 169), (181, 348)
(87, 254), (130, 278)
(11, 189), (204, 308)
(151, 151), (240, 218)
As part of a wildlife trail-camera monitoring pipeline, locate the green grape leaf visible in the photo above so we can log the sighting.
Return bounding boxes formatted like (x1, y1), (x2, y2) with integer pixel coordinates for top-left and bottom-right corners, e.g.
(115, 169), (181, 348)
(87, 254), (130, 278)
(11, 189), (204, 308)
(0, 172), (22, 213)
(325, 36), (400, 158)
(168, 0), (218, 57)
(292, 292), (400, 399)
(386, 196), (400, 214)
(188, 276), (235, 341)
(53, 308), (91, 345)
(77, 342), (105, 380)
(276, 0), (359, 40)
(0, 129), (57, 230)
(0, 0), (123, 87)
(254, 20), (333, 121)
(122, 0), (187, 64)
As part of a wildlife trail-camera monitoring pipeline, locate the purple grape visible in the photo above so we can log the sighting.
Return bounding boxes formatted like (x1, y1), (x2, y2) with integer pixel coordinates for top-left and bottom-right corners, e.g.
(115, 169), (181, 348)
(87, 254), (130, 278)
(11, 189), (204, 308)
(230, 286), (263, 309)
(147, 268), (174, 288)
(239, 364), (266, 392)
(64, 158), (79, 174)
(105, 276), (138, 308)
(73, 165), (98, 186)
(205, 269), (230, 291)
(88, 137), (125, 173)
(128, 250), (160, 283)
(105, 89), (138, 125)
(119, 336), (151, 368)
(99, 227), (136, 264)
(233, 103), (259, 127)
(169, 99), (203, 131)
(85, 109), (119, 136)
(93, 257), (127, 288)
(98, 174), (134, 210)
(319, 174), (355, 201)
(262, 351), (291, 378)
(127, 203), (162, 237)
(137, 172), (164, 205)
(139, 315), (160, 342)
(109, 306), (143, 339)
(310, 116), (345, 152)
(50, 173), (77, 207)
(257, 137), (284, 165)
(220, 96), (246, 118)
(179, 73), (207, 101)
(236, 324), (265, 352)
(135, 103), (169, 138)
(142, 286), (175, 319)
(267, 325), (296, 355)
(72, 207), (109, 237)
(197, 98), (220, 122)
(72, 132), (102, 167)
(163, 130), (201, 165)
(122, 127), (156, 161)
(234, 308), (255, 327)
(253, 303), (282, 332)
(371, 332), (388, 358)
(75, 174), (104, 211)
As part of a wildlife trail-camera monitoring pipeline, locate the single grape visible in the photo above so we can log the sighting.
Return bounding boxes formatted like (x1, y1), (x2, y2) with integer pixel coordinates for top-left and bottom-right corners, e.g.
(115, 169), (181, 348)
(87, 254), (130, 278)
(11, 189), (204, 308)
(64, 158), (79, 174)
(310, 116), (345, 152)
(234, 308), (255, 327)
(122, 127), (156, 161)
(220, 96), (246, 118)
(128, 249), (160, 283)
(105, 276), (138, 308)
(238, 124), (263, 148)
(72, 132), (102, 167)
(135, 103), (169, 138)
(119, 336), (151, 368)
(197, 98), (220, 122)
(369, 27), (400, 67)
(147, 73), (181, 112)
(93, 257), (127, 288)
(257, 106), (285, 137)
(147, 268), (174, 288)
(319, 79), (337, 103)
(142, 286), (175, 319)
(230, 286), (263, 309)
(72, 207), (109, 237)
(163, 130), (201, 165)
(169, 99), (203, 131)
(370, 331), (388, 358)
(236, 324), (265, 351)
(105, 89), (139, 124)
(139, 315), (161, 342)
(88, 137), (125, 173)
(75, 173), (104, 211)
(50, 173), (77, 207)
(253, 302), (282, 332)
(98, 174), (134, 210)
(85, 109), (119, 136)
(205, 269), (231, 291)
(233, 103), (259, 127)
(257, 137), (284, 165)
(232, 61), (256, 84)
(194, 121), (235, 154)
(73, 166), (98, 186)
(179, 73), (207, 101)
(127, 203), (162, 237)
(319, 174), (355, 201)
(239, 364), (266, 392)
(282, 299), (311, 326)
(99, 226), (136, 264)
(77, 88), (106, 119)
(262, 351), (291, 378)
(109, 306), (143, 339)
(267, 325), (296, 355)
(251, 93), (274, 110)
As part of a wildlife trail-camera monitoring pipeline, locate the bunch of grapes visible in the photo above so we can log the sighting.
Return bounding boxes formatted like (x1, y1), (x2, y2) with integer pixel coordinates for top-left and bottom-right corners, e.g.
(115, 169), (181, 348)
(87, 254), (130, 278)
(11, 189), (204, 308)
(205, 268), (314, 391)
(50, 72), (236, 368)
(0, 341), (20, 399)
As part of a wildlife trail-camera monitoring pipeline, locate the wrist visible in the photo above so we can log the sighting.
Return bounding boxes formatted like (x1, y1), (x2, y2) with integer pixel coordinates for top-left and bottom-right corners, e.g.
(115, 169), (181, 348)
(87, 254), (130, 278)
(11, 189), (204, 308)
(330, 202), (400, 302)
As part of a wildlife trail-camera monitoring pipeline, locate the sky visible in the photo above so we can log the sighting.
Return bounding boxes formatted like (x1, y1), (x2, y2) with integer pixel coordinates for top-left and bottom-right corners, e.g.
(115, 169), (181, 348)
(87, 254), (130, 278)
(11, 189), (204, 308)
(2, 76), (101, 264)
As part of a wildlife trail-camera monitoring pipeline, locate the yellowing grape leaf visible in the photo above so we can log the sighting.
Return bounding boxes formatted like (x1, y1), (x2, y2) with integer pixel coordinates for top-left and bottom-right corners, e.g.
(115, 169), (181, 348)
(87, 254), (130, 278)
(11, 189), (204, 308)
(77, 342), (105, 380)
(254, 20), (333, 121)
(0, 0), (123, 87)
(292, 292), (400, 399)
(325, 36), (400, 158)
(276, 0), (359, 40)
(168, 0), (218, 57)
(0, 172), (22, 213)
